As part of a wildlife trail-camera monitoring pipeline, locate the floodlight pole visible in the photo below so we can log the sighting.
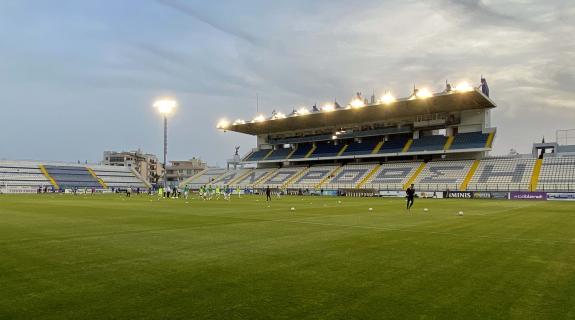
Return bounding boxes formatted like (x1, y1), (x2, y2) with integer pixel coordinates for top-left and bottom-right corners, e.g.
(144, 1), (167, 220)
(163, 115), (168, 189)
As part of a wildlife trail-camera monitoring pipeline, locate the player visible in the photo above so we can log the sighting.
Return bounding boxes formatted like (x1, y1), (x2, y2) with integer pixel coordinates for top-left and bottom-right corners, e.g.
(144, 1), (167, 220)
(207, 185), (213, 200)
(265, 186), (271, 202)
(215, 185), (221, 200)
(184, 185), (190, 200)
(223, 185), (231, 201)
(406, 183), (415, 210)
(236, 186), (241, 198)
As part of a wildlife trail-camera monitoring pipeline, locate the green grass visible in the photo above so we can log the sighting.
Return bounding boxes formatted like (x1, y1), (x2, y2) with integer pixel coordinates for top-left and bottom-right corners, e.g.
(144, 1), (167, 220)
(1, 194), (575, 319)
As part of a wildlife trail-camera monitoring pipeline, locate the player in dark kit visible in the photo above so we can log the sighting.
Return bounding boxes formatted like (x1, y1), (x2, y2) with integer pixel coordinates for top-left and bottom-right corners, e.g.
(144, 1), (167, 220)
(406, 183), (415, 210)
(265, 186), (272, 201)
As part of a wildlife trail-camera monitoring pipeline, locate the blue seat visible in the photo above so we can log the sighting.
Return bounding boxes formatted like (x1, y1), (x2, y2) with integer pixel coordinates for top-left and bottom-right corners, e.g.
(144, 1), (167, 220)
(451, 132), (489, 149)
(409, 135), (447, 152)
(312, 142), (343, 157)
(290, 144), (313, 159)
(379, 137), (410, 153)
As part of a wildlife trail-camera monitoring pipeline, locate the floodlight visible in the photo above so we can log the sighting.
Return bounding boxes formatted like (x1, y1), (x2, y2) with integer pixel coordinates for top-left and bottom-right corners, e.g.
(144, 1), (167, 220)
(350, 99), (365, 108)
(217, 119), (230, 129)
(380, 93), (396, 104)
(154, 98), (177, 115)
(454, 81), (473, 92)
(253, 114), (266, 122)
(297, 107), (310, 115)
(322, 103), (335, 112)
(416, 88), (433, 99)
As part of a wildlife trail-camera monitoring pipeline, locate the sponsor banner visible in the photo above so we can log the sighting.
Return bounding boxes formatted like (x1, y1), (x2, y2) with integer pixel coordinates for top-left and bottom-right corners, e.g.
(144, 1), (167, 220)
(547, 192), (575, 201)
(446, 191), (473, 199)
(473, 192), (492, 199)
(490, 192), (509, 199)
(509, 191), (547, 200)
(321, 190), (338, 196)
(416, 191), (443, 199)
(378, 190), (404, 197)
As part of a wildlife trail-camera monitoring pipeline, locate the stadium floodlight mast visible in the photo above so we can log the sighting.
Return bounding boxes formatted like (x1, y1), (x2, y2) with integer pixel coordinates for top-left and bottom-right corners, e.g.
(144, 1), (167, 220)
(153, 98), (177, 189)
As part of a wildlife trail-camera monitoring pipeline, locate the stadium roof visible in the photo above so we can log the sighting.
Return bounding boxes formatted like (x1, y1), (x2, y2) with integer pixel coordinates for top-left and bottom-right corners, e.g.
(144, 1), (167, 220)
(221, 89), (496, 136)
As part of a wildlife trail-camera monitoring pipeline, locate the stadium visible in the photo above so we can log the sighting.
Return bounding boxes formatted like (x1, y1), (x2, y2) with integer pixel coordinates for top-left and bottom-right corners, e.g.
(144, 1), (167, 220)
(3, 79), (575, 319)
(2, 2), (575, 319)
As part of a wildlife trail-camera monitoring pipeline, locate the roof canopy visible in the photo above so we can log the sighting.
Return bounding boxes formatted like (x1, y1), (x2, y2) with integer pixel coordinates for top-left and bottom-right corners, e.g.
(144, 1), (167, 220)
(224, 90), (496, 136)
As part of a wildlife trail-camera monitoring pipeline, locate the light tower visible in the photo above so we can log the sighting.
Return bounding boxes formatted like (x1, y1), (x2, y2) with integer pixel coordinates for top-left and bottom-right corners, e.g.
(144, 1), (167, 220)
(153, 98), (177, 188)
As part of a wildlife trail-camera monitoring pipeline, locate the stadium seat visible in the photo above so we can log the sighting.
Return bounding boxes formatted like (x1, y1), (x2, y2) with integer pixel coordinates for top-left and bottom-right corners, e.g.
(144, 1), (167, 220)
(412, 160), (474, 191)
(266, 148), (292, 161)
(466, 158), (536, 191)
(450, 132), (489, 150)
(409, 135), (447, 152)
(361, 162), (423, 190)
(289, 144), (314, 159)
(537, 157), (575, 192)
(243, 149), (272, 161)
(343, 138), (380, 156)
(290, 165), (338, 188)
(311, 142), (344, 158)
(322, 164), (378, 188)
(378, 136), (410, 154)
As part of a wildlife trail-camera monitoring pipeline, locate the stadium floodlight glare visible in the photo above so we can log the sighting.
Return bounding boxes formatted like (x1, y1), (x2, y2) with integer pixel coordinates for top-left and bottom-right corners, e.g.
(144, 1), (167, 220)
(253, 114), (266, 122)
(154, 98), (177, 115)
(233, 119), (246, 125)
(454, 81), (473, 92)
(297, 107), (310, 115)
(216, 119), (230, 129)
(273, 112), (286, 119)
(380, 93), (396, 104)
(331, 135), (337, 140)
(350, 99), (365, 108)
(153, 97), (177, 189)
(416, 88), (433, 99)
(321, 103), (335, 112)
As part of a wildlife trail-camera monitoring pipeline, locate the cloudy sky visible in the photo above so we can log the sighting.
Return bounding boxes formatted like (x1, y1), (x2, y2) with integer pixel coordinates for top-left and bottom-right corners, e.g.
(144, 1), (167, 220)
(0, 0), (574, 165)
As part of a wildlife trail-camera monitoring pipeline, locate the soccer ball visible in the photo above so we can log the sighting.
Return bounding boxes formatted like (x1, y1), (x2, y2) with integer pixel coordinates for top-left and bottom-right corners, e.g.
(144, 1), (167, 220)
(338, 200), (342, 204)
(424, 208), (429, 212)
(291, 207), (295, 211)
(458, 211), (464, 216)
(369, 207), (373, 211)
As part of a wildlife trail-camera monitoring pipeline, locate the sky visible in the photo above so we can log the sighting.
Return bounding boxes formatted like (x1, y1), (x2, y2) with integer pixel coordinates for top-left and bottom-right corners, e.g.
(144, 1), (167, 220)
(0, 0), (574, 166)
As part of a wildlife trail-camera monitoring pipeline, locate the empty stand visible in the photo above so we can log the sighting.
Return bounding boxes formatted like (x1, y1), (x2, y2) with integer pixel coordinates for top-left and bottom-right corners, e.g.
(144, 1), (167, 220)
(290, 165), (338, 189)
(343, 138), (380, 156)
(182, 168), (228, 187)
(413, 160), (474, 191)
(311, 142), (343, 158)
(378, 136), (410, 154)
(409, 135), (447, 152)
(258, 167), (306, 187)
(90, 165), (147, 189)
(43, 166), (102, 189)
(537, 157), (575, 191)
(234, 168), (277, 187)
(466, 158), (536, 191)
(289, 144), (314, 159)
(362, 162), (423, 190)
(323, 164), (378, 188)
(266, 148), (292, 161)
(244, 149), (272, 162)
(450, 132), (489, 150)
(0, 162), (51, 189)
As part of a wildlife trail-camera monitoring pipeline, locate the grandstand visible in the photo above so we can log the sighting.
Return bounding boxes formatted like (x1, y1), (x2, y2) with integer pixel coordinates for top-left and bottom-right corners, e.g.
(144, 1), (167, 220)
(179, 84), (575, 194)
(0, 160), (148, 193)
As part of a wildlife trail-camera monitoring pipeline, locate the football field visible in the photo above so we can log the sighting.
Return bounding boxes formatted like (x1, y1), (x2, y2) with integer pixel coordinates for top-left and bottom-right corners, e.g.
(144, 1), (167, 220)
(1, 194), (575, 319)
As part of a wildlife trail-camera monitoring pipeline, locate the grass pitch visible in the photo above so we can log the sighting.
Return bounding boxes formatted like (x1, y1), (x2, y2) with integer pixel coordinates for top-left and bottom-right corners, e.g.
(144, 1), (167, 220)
(1, 194), (575, 319)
